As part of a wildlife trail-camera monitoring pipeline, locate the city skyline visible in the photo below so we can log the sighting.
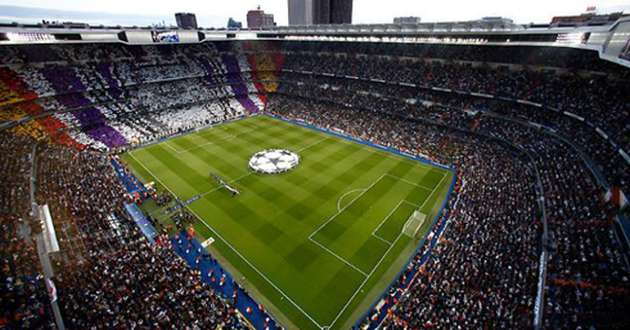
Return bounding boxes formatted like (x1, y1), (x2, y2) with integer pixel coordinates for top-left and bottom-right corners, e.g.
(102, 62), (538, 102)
(0, 0), (629, 28)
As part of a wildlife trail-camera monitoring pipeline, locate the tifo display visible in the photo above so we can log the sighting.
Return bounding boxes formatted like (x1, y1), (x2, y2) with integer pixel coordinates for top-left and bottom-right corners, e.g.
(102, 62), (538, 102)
(248, 149), (300, 174)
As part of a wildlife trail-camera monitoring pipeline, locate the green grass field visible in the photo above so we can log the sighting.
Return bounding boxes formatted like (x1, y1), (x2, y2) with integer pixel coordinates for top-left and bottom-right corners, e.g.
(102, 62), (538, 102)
(121, 115), (452, 329)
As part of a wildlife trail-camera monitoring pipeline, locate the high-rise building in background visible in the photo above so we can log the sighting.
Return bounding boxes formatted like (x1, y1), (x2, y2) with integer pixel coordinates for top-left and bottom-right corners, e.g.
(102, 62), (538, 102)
(288, 0), (314, 25)
(247, 6), (276, 29)
(329, 0), (352, 24)
(174, 12), (197, 29)
(289, 0), (352, 25)
(313, 0), (331, 24)
(393, 16), (421, 24)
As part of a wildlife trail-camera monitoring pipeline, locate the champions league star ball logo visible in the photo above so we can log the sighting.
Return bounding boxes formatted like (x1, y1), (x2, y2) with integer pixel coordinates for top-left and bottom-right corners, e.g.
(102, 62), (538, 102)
(249, 149), (300, 174)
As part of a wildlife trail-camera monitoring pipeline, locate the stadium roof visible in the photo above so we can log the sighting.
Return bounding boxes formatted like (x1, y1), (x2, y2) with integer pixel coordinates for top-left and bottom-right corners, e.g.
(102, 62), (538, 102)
(1, 16), (629, 68)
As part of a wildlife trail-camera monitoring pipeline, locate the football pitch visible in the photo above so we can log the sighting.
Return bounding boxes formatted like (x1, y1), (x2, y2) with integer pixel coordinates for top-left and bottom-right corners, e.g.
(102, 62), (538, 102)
(122, 115), (453, 329)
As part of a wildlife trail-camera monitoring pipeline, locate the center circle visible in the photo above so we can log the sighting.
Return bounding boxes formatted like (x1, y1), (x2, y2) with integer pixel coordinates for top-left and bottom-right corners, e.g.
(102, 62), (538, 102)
(249, 149), (300, 174)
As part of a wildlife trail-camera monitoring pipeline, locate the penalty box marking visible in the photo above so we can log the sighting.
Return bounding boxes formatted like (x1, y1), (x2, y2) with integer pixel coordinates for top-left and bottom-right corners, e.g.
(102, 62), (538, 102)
(310, 173), (436, 276)
(326, 170), (450, 329)
(308, 173), (388, 278)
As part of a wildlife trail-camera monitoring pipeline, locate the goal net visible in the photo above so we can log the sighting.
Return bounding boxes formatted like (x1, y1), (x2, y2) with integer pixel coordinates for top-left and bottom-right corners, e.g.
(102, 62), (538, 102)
(402, 211), (426, 238)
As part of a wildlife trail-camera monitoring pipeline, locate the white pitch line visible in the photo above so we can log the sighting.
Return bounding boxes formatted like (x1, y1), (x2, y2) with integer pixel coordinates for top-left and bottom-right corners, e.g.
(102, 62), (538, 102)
(372, 200), (405, 237)
(309, 173), (387, 240)
(130, 121), (452, 330)
(171, 135), (329, 202)
(307, 174), (391, 279)
(372, 233), (393, 245)
(128, 151), (325, 330)
(297, 136), (329, 152)
(385, 173), (434, 191)
(401, 200), (422, 209)
(336, 188), (366, 212)
(329, 135), (434, 170)
(164, 141), (180, 153)
(188, 207), (325, 330)
(327, 232), (404, 329)
(175, 126), (260, 154)
(308, 237), (368, 277)
(417, 171), (449, 212)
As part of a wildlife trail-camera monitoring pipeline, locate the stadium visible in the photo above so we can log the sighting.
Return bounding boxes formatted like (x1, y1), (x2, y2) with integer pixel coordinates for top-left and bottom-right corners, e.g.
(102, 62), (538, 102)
(1, 2), (629, 329)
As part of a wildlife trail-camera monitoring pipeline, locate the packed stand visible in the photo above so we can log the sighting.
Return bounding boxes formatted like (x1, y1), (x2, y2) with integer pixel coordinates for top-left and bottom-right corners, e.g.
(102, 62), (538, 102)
(0, 132), (55, 329)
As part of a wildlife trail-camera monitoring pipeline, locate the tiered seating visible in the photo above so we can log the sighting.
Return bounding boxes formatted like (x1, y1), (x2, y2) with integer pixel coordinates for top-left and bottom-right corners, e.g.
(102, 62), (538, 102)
(220, 54), (263, 113)
(0, 132), (54, 328)
(0, 215), (54, 329)
(0, 67), (37, 106)
(278, 52), (629, 192)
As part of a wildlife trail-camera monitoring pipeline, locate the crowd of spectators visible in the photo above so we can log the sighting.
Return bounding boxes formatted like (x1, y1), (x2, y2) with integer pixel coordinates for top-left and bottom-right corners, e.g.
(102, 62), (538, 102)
(276, 62), (629, 192)
(280, 41), (627, 74)
(0, 213), (54, 329)
(478, 118), (630, 328)
(0, 133), (32, 217)
(57, 231), (244, 329)
(0, 132), (55, 328)
(268, 95), (541, 328)
(283, 52), (629, 152)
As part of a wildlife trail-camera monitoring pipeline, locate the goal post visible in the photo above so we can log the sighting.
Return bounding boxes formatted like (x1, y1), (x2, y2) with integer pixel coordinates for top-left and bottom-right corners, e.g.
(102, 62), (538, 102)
(402, 211), (427, 238)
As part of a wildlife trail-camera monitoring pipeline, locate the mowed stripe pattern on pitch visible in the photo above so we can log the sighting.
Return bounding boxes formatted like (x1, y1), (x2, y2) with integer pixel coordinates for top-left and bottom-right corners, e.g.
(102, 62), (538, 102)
(122, 115), (450, 329)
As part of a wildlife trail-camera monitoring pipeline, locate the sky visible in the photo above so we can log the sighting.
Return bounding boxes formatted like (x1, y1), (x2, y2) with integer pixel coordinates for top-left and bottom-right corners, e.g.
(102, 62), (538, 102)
(0, 0), (629, 28)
